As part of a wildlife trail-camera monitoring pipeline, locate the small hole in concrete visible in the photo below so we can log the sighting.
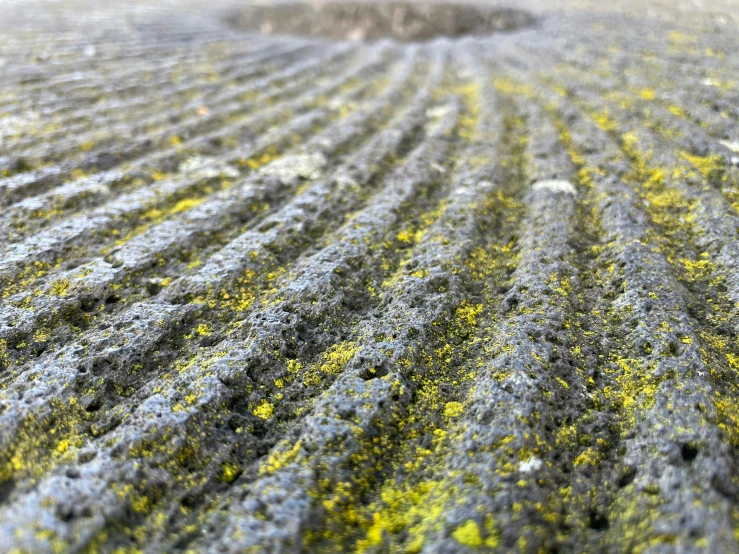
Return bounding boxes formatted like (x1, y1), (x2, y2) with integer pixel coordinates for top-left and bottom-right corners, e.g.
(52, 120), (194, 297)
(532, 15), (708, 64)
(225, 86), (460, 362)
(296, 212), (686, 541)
(589, 511), (609, 531)
(360, 365), (388, 380)
(228, 1), (536, 42)
(681, 442), (698, 462)
(618, 466), (636, 488)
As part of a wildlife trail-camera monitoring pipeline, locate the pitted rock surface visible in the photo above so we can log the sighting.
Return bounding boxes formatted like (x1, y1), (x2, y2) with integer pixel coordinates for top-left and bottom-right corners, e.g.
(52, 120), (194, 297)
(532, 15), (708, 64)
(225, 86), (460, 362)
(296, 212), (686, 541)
(1, 0), (739, 552)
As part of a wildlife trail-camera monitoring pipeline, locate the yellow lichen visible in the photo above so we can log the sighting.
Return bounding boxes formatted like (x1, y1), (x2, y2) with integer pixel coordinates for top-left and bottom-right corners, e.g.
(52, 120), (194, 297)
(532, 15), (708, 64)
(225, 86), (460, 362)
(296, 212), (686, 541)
(680, 151), (724, 181)
(253, 400), (274, 420)
(319, 342), (358, 375)
(286, 359), (303, 373)
(452, 520), (483, 547)
(443, 402), (464, 418)
(260, 440), (302, 475)
(49, 279), (70, 297)
(455, 301), (483, 327)
(220, 462), (240, 483)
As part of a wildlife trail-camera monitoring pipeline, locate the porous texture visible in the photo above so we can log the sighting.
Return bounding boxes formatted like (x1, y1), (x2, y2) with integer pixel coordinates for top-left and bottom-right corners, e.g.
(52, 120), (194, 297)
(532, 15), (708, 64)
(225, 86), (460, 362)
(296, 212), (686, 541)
(1, 1), (739, 553)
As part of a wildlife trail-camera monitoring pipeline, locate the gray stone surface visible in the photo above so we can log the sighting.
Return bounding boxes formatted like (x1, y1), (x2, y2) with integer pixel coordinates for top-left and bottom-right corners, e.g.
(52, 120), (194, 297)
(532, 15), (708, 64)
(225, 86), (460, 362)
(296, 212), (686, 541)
(0, 1), (739, 552)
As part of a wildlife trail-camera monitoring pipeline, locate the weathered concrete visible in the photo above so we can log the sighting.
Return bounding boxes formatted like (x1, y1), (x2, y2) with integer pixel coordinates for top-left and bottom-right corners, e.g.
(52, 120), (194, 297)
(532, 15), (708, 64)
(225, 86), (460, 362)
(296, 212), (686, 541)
(1, 1), (739, 552)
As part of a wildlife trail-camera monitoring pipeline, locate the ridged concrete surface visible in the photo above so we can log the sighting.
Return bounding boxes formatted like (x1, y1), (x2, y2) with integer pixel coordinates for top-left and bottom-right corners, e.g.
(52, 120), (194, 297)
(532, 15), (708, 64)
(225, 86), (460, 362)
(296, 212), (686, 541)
(1, 1), (739, 552)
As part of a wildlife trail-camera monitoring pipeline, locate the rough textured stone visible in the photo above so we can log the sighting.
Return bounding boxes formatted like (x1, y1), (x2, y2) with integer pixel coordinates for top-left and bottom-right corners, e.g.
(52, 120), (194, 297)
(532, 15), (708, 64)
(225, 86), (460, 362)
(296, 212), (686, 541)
(1, 1), (739, 552)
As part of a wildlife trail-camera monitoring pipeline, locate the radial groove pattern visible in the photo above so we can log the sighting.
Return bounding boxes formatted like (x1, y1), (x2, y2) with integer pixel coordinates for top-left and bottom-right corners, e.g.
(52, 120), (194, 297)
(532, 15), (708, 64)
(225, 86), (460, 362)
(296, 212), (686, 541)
(1, 1), (739, 552)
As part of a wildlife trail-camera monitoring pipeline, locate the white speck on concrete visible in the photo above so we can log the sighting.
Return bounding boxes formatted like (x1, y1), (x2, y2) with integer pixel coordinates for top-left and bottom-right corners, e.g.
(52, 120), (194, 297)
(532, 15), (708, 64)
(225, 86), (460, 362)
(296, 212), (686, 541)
(720, 140), (739, 154)
(179, 155), (239, 179)
(262, 152), (327, 183)
(532, 179), (577, 195)
(426, 105), (453, 120)
(519, 457), (543, 473)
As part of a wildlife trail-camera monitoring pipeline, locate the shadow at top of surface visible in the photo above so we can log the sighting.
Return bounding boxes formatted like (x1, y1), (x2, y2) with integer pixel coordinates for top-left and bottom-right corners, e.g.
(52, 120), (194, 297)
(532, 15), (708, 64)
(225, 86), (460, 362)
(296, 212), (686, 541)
(226, 1), (537, 42)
